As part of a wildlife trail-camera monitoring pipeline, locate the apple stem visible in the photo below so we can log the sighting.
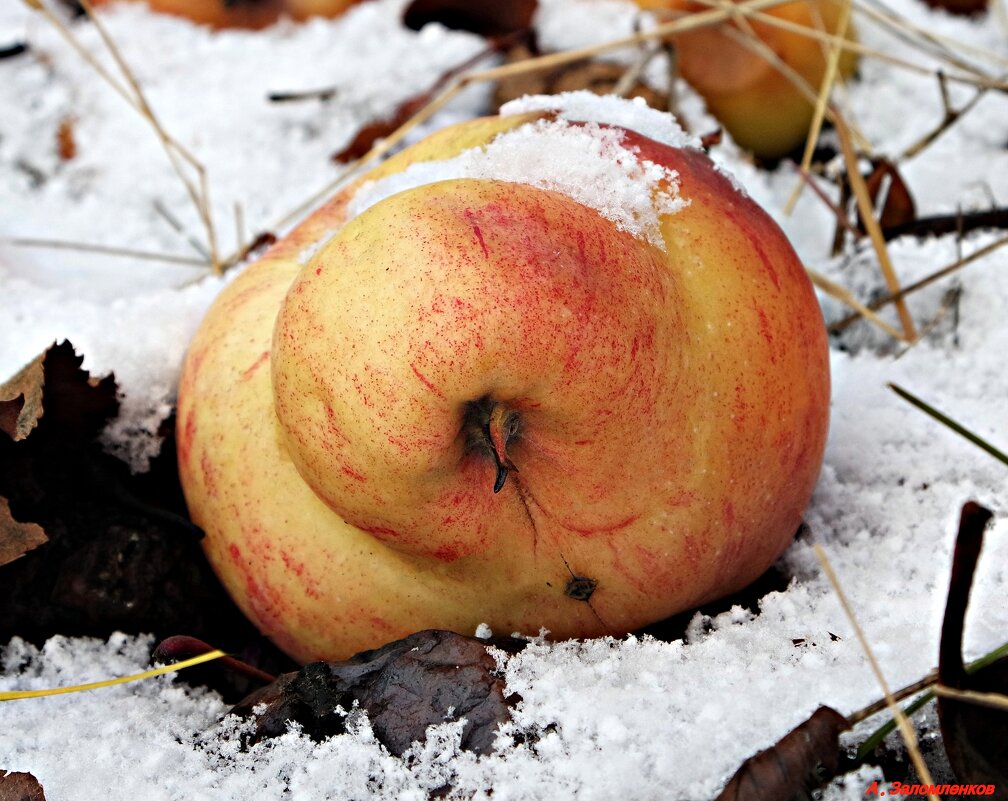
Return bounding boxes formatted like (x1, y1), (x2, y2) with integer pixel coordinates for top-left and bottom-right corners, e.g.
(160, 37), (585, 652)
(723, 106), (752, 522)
(462, 397), (521, 493)
(487, 403), (520, 494)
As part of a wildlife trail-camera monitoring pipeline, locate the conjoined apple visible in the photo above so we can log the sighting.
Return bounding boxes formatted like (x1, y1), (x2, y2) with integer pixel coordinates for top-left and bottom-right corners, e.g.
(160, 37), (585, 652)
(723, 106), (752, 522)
(176, 94), (830, 662)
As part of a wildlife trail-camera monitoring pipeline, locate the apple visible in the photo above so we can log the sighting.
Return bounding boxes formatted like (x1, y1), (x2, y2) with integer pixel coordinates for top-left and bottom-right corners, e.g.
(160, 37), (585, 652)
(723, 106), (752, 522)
(176, 95), (830, 662)
(89, 0), (360, 28)
(636, 0), (858, 159)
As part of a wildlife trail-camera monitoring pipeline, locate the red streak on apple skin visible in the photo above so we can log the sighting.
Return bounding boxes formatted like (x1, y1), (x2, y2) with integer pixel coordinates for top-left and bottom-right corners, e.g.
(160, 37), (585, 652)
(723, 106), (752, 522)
(177, 412), (197, 467)
(725, 208), (781, 290)
(464, 208), (490, 258)
(341, 465), (367, 482)
(200, 452), (218, 498)
(228, 542), (242, 562)
(409, 362), (445, 398)
(240, 350), (270, 381)
(564, 514), (640, 537)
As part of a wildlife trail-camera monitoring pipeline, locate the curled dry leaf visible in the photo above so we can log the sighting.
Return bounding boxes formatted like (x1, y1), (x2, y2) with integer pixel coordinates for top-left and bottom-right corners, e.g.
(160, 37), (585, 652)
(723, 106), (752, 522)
(713, 706), (850, 801)
(232, 629), (527, 755)
(0, 497), (47, 568)
(402, 0), (538, 38)
(859, 159), (917, 234)
(0, 340), (117, 443)
(937, 501), (1007, 786)
(0, 770), (46, 801)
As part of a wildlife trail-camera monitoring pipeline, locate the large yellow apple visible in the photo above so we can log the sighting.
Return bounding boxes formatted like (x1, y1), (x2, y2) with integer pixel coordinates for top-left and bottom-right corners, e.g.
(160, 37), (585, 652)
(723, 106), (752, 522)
(176, 96), (829, 662)
(637, 0), (858, 159)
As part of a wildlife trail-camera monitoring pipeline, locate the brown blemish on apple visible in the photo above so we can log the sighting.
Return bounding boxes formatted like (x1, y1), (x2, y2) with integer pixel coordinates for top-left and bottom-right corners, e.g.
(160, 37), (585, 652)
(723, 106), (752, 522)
(565, 574), (598, 601)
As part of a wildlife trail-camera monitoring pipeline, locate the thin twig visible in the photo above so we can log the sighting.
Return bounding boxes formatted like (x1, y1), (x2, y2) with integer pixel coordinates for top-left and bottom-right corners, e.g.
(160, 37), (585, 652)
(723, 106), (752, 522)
(830, 234), (1008, 332)
(2, 236), (205, 266)
(787, 0), (856, 213)
(806, 267), (908, 341)
(901, 72), (988, 160)
(835, 111), (918, 340)
(814, 544), (939, 797)
(932, 684), (1008, 711)
(847, 669), (938, 725)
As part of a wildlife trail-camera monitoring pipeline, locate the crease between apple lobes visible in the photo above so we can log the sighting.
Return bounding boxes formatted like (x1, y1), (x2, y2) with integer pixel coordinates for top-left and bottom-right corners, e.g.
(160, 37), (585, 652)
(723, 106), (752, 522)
(177, 114), (829, 662)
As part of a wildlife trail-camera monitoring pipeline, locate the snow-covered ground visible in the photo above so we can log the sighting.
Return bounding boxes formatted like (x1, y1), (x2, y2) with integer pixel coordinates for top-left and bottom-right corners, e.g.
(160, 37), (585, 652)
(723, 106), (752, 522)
(2, 0), (1007, 797)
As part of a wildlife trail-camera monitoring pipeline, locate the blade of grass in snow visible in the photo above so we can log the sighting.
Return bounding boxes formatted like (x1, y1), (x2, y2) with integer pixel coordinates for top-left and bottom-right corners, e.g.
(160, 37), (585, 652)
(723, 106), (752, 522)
(888, 384), (1008, 467)
(0, 650), (226, 701)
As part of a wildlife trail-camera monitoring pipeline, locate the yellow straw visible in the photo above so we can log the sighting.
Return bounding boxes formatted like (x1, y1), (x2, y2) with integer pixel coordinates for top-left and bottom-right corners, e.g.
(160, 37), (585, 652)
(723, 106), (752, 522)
(0, 649), (227, 701)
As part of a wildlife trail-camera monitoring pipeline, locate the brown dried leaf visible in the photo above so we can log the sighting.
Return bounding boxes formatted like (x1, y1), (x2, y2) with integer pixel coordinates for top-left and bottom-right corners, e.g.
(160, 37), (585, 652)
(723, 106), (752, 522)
(0, 770), (46, 801)
(0, 497), (47, 568)
(713, 706), (850, 801)
(937, 501), (1007, 786)
(232, 629), (528, 755)
(859, 159), (917, 234)
(402, 0), (537, 38)
(0, 340), (118, 443)
(56, 116), (76, 161)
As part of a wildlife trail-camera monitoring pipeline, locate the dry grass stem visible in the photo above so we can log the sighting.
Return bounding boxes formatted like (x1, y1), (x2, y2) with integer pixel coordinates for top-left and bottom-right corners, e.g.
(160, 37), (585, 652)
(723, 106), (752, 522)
(932, 684), (1008, 712)
(847, 669), (939, 724)
(806, 267), (908, 340)
(2, 236), (205, 266)
(27, 0), (222, 272)
(855, 0), (1008, 73)
(814, 544), (939, 797)
(830, 234), (1008, 333)
(901, 74), (987, 160)
(835, 112), (918, 340)
(153, 199), (211, 259)
(785, 0), (855, 213)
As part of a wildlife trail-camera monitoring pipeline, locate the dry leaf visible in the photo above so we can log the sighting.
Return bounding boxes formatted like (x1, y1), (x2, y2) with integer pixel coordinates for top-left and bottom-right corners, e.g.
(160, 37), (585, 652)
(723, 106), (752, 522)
(0, 497), (47, 568)
(937, 501), (1007, 786)
(0, 770), (46, 801)
(0, 340), (117, 443)
(713, 706), (850, 800)
(860, 159), (916, 233)
(232, 629), (527, 755)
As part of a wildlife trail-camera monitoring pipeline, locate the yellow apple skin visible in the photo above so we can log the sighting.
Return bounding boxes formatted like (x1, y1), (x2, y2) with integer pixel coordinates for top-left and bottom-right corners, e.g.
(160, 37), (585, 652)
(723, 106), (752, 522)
(177, 116), (830, 663)
(638, 0), (858, 159)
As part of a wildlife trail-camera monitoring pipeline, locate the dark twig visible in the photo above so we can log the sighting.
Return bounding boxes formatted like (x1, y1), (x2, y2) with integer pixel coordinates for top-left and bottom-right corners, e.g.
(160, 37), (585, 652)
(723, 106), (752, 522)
(882, 207), (1008, 241)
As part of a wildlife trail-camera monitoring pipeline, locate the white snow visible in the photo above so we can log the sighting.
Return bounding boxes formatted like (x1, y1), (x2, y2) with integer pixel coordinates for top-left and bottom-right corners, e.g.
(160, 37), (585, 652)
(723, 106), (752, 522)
(500, 90), (701, 150)
(2, 0), (1008, 797)
(347, 115), (687, 249)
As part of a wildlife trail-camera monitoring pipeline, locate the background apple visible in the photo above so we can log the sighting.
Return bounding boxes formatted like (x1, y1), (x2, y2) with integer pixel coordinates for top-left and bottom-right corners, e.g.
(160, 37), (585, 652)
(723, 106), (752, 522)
(637, 0), (858, 159)
(90, 0), (360, 28)
(176, 98), (830, 662)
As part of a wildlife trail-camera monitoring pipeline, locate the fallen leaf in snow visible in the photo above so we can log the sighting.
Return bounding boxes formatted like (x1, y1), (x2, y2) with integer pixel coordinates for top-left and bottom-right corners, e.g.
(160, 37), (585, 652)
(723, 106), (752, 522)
(937, 501), (1007, 786)
(402, 0), (537, 38)
(713, 705), (850, 800)
(0, 770), (46, 801)
(0, 497), (47, 568)
(232, 629), (527, 755)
